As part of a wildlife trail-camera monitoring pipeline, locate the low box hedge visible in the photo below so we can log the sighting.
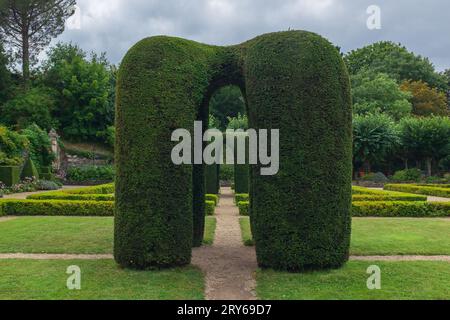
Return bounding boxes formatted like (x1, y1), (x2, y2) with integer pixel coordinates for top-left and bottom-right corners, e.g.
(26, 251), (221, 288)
(235, 194), (249, 204)
(352, 201), (450, 217)
(205, 200), (215, 216)
(352, 194), (427, 202)
(62, 183), (115, 195)
(238, 201), (249, 216)
(0, 200), (114, 216)
(236, 200), (450, 218)
(27, 192), (115, 201)
(205, 194), (219, 206)
(384, 184), (450, 198)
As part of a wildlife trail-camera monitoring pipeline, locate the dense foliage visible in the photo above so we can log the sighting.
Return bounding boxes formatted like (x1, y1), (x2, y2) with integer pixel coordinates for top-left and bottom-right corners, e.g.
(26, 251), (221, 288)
(345, 41), (448, 91)
(41, 43), (115, 141)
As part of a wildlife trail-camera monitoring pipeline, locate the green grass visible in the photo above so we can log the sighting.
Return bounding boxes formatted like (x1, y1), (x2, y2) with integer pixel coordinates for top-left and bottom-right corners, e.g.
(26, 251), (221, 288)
(0, 216), (216, 254)
(203, 217), (216, 245)
(351, 218), (450, 255)
(256, 261), (450, 300)
(239, 217), (254, 246)
(240, 217), (450, 255)
(0, 259), (204, 300)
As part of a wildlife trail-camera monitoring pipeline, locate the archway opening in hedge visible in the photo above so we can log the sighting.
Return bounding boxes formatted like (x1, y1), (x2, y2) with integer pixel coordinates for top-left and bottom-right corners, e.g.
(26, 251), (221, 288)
(114, 31), (353, 272)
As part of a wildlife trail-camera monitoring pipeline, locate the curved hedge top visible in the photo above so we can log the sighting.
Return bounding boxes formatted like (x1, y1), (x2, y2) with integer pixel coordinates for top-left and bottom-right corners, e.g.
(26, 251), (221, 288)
(115, 31), (352, 271)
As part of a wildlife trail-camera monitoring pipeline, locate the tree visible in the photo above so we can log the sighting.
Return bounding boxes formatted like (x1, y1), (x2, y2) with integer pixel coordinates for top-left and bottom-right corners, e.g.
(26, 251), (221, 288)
(398, 116), (450, 176)
(351, 71), (412, 120)
(209, 85), (245, 130)
(0, 86), (57, 130)
(0, 42), (12, 104)
(41, 43), (115, 141)
(0, 0), (76, 84)
(345, 41), (448, 92)
(353, 113), (399, 174)
(400, 80), (449, 116)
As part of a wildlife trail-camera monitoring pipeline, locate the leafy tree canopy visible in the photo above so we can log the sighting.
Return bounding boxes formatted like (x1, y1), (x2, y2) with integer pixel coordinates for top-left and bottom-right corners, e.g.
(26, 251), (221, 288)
(41, 42), (115, 141)
(209, 85), (245, 130)
(0, 86), (57, 130)
(351, 71), (412, 120)
(345, 41), (448, 92)
(0, 0), (76, 83)
(353, 113), (399, 173)
(0, 42), (12, 104)
(400, 80), (449, 117)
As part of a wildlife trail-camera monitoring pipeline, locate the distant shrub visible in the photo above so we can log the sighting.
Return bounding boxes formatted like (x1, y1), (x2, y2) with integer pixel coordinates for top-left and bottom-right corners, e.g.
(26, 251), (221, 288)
(36, 180), (61, 191)
(391, 169), (422, 182)
(361, 172), (389, 183)
(21, 124), (54, 170)
(66, 165), (115, 182)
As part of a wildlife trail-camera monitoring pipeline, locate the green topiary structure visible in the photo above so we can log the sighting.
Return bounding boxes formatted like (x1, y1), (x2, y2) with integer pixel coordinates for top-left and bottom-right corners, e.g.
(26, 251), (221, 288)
(21, 158), (39, 180)
(115, 31), (352, 271)
(0, 166), (20, 187)
(205, 164), (220, 194)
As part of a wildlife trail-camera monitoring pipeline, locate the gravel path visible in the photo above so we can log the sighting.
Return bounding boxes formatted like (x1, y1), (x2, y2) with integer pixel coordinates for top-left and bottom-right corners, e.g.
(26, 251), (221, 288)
(0, 253), (113, 260)
(350, 255), (450, 262)
(192, 187), (257, 300)
(0, 217), (18, 223)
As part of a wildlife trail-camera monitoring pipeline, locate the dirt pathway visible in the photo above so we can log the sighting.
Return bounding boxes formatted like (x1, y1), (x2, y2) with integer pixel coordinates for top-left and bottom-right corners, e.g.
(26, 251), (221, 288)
(350, 255), (450, 262)
(0, 217), (18, 223)
(192, 187), (257, 300)
(0, 253), (113, 260)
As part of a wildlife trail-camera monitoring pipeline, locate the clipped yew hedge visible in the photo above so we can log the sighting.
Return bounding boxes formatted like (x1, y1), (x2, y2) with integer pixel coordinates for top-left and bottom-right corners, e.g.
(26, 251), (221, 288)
(384, 184), (450, 198)
(116, 31), (352, 271)
(205, 201), (216, 216)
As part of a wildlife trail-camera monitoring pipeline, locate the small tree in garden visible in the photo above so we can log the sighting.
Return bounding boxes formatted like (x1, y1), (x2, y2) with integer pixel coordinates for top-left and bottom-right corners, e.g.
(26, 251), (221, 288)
(398, 116), (450, 176)
(400, 80), (449, 116)
(353, 113), (399, 174)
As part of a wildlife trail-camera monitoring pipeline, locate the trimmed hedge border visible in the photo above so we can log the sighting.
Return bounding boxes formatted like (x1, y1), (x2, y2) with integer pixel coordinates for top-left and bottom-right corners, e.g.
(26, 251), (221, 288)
(384, 184), (450, 198)
(0, 200), (114, 216)
(205, 201), (215, 216)
(352, 194), (427, 202)
(352, 201), (450, 217)
(236, 201), (450, 218)
(63, 184), (115, 195)
(235, 194), (249, 204)
(238, 201), (249, 216)
(27, 193), (115, 201)
(205, 194), (219, 206)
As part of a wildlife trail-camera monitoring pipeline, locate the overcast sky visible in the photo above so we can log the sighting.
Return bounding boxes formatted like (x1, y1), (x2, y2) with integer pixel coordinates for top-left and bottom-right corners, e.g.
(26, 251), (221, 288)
(54, 0), (450, 71)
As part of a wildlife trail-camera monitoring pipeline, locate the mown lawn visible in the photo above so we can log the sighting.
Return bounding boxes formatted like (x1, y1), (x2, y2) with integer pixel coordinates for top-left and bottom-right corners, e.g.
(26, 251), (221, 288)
(0, 216), (217, 254)
(257, 261), (450, 300)
(0, 259), (204, 300)
(240, 217), (450, 255)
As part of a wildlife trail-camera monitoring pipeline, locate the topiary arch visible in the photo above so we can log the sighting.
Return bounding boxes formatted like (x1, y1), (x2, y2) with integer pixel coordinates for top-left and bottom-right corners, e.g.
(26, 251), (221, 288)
(114, 31), (353, 272)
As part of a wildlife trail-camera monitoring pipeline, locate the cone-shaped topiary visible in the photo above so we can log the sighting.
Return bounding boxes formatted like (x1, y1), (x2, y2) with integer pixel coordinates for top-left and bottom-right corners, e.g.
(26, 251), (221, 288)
(115, 31), (352, 271)
(21, 157), (39, 180)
